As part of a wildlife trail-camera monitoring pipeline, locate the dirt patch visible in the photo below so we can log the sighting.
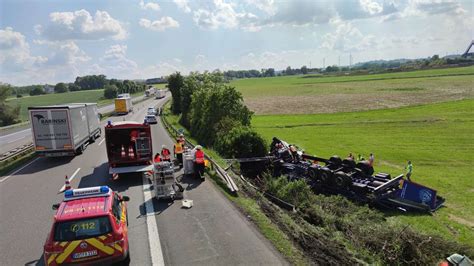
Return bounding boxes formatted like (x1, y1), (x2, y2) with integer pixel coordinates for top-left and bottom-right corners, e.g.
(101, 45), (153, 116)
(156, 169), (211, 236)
(449, 214), (474, 228)
(245, 90), (471, 115)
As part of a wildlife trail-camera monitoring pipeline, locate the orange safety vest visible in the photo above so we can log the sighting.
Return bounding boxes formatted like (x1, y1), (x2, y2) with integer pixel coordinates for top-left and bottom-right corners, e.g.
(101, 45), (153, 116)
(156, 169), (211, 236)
(195, 150), (205, 164)
(174, 143), (183, 154)
(161, 148), (171, 160)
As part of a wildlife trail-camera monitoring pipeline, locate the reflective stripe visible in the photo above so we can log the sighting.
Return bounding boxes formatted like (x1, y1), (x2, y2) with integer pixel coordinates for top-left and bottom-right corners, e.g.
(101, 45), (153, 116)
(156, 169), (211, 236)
(60, 242), (68, 247)
(85, 238), (115, 255)
(47, 254), (57, 265)
(99, 235), (107, 241)
(56, 240), (81, 263)
(114, 243), (123, 252)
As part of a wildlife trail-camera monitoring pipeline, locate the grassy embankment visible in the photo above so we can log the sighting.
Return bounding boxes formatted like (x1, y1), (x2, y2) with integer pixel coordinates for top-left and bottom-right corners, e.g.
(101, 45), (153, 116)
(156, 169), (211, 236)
(252, 99), (474, 247)
(5, 89), (148, 122)
(231, 66), (474, 115)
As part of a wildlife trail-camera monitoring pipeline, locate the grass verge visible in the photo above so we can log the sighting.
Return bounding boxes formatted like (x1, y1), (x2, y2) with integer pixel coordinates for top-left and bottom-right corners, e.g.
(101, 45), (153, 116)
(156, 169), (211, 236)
(0, 152), (36, 177)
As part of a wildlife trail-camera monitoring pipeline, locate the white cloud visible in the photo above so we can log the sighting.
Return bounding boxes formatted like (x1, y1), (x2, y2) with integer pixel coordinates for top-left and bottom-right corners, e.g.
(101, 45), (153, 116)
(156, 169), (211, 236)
(359, 0), (383, 15)
(0, 27), (47, 73)
(99, 44), (138, 77)
(261, 1), (334, 27)
(384, 0), (467, 20)
(139, 17), (180, 31)
(140, 0), (160, 11)
(36, 40), (90, 66)
(245, 0), (276, 15)
(193, 0), (259, 31)
(173, 0), (191, 13)
(320, 18), (377, 52)
(37, 9), (126, 40)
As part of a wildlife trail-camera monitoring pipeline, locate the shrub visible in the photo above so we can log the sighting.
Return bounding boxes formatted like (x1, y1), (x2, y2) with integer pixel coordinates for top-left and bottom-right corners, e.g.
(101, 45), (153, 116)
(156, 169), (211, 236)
(103, 84), (118, 99)
(215, 126), (267, 158)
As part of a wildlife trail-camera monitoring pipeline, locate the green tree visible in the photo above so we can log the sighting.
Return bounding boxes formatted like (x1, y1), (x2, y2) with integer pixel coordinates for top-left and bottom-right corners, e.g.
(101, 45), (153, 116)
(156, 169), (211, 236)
(301, 65), (308, 74)
(29, 86), (44, 96)
(0, 84), (20, 126)
(68, 83), (80, 91)
(103, 84), (118, 99)
(168, 72), (184, 114)
(54, 82), (68, 93)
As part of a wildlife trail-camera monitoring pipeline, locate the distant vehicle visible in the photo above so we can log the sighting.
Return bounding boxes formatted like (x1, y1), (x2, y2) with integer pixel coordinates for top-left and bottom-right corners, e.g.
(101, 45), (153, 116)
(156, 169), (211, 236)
(147, 107), (157, 116)
(155, 89), (166, 99)
(145, 115), (157, 124)
(43, 186), (130, 266)
(145, 87), (155, 97)
(28, 103), (101, 157)
(114, 95), (132, 115)
(104, 121), (153, 179)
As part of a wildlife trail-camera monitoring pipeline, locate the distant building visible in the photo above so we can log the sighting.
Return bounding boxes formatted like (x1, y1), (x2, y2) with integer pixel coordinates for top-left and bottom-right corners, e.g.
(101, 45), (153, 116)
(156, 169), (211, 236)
(43, 84), (54, 94)
(146, 77), (167, 85)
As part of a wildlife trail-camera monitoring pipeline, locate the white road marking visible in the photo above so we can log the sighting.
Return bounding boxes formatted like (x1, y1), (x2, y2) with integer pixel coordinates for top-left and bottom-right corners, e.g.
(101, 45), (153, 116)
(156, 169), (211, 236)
(98, 138), (105, 146)
(142, 174), (165, 266)
(59, 167), (81, 192)
(7, 136), (26, 143)
(0, 128), (31, 140)
(0, 157), (40, 183)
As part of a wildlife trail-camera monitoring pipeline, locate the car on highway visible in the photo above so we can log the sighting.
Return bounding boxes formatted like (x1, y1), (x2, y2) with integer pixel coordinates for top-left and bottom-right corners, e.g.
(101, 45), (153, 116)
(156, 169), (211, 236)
(43, 186), (130, 266)
(147, 107), (157, 116)
(145, 114), (157, 124)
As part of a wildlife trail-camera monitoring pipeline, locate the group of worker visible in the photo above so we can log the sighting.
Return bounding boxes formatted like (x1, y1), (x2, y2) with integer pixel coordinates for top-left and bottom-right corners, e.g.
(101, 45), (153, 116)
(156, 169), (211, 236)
(153, 134), (206, 180)
(348, 152), (414, 181)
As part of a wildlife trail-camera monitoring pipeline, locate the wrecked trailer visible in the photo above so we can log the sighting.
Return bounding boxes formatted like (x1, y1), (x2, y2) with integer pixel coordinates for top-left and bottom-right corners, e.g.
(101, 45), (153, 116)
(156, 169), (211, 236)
(240, 137), (445, 212)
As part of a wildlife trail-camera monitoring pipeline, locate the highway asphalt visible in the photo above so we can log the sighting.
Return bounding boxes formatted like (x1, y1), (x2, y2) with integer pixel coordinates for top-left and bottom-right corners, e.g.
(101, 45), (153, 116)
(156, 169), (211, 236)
(0, 95), (287, 265)
(0, 95), (147, 155)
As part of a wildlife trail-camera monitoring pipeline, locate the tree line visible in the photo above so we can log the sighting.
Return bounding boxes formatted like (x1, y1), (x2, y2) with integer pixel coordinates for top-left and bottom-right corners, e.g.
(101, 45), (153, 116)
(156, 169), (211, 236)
(168, 72), (267, 159)
(0, 84), (20, 126)
(8, 75), (146, 99)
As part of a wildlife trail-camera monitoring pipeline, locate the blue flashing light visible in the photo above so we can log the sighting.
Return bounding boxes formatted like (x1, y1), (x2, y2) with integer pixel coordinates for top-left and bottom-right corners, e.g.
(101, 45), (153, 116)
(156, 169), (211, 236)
(107, 120), (112, 126)
(100, 186), (110, 193)
(64, 190), (73, 198)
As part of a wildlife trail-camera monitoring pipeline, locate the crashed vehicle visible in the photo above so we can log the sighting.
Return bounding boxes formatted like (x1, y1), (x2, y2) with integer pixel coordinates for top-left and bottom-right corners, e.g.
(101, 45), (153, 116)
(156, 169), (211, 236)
(245, 137), (445, 212)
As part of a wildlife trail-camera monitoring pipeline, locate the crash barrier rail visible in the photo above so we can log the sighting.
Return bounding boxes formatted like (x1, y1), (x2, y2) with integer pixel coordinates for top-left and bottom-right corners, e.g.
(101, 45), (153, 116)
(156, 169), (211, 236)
(159, 109), (239, 193)
(0, 143), (34, 163)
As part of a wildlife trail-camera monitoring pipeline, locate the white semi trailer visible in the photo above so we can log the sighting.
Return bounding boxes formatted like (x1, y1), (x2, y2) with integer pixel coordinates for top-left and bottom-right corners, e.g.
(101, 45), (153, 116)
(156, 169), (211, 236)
(28, 103), (101, 157)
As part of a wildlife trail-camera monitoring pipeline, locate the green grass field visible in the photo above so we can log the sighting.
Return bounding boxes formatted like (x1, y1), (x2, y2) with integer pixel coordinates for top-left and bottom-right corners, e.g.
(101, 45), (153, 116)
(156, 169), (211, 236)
(252, 99), (474, 246)
(230, 66), (474, 114)
(5, 89), (145, 122)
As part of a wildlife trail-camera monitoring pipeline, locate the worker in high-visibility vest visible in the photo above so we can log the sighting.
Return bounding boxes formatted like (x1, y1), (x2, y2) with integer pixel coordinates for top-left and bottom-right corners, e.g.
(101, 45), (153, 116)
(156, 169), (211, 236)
(174, 138), (184, 168)
(194, 145), (205, 180)
(161, 145), (171, 162)
(153, 153), (161, 163)
(178, 134), (186, 148)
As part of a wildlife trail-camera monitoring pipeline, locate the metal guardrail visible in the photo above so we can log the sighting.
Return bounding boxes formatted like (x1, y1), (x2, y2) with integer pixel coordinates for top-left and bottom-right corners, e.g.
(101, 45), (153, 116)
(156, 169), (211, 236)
(159, 109), (239, 193)
(0, 143), (34, 163)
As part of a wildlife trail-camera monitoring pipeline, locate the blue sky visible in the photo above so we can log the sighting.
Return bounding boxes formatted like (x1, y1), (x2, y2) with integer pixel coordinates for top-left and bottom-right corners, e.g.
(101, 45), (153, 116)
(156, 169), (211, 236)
(1, 0), (472, 85)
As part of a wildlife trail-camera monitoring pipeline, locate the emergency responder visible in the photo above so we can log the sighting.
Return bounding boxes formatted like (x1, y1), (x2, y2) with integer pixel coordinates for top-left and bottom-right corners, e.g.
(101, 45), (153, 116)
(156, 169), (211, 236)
(369, 153), (375, 166)
(178, 134), (186, 148)
(174, 138), (184, 168)
(405, 160), (413, 181)
(161, 145), (171, 162)
(194, 145), (205, 180)
(129, 129), (139, 156)
(348, 153), (354, 160)
(153, 153), (161, 163)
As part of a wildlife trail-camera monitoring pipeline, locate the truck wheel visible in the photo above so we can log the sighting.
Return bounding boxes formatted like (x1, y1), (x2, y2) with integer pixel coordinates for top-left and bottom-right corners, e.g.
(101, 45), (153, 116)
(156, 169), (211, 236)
(342, 158), (356, 169)
(320, 167), (332, 185)
(329, 156), (342, 166)
(308, 167), (319, 180)
(76, 145), (84, 155)
(334, 171), (347, 188)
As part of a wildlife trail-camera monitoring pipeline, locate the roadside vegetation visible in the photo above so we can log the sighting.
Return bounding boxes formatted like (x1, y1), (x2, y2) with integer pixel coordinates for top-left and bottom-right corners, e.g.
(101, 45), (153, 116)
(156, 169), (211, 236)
(252, 100), (474, 247)
(231, 66), (474, 114)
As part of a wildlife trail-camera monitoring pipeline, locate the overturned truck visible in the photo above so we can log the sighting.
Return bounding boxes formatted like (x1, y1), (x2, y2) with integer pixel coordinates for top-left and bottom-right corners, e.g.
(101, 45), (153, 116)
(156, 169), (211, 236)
(243, 137), (445, 212)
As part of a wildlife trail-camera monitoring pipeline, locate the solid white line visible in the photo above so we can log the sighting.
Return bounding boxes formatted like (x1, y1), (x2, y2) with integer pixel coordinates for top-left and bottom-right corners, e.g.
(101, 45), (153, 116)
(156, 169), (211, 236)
(142, 174), (165, 266)
(98, 138), (105, 146)
(59, 167), (81, 192)
(7, 136), (26, 143)
(0, 128), (31, 140)
(0, 157), (40, 183)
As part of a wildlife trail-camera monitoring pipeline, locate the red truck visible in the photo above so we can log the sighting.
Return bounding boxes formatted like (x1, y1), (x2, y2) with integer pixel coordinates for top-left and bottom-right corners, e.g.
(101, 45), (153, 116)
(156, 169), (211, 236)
(105, 121), (154, 179)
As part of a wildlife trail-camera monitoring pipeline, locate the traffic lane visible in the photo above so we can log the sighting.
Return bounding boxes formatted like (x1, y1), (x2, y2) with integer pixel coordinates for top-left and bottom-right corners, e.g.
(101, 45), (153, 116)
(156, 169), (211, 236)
(147, 103), (288, 265)
(0, 99), (155, 266)
(0, 95), (148, 154)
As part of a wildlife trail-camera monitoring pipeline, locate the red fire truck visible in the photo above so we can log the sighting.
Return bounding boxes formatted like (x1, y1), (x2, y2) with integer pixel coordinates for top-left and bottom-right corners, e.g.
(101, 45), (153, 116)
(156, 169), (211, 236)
(104, 121), (154, 179)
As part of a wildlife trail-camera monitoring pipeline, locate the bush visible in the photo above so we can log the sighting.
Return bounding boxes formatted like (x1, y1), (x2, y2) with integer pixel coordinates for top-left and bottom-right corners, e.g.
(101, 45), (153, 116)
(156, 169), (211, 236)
(215, 126), (267, 158)
(29, 87), (44, 96)
(103, 85), (118, 99)
(16, 94), (22, 98)
(54, 82), (68, 93)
